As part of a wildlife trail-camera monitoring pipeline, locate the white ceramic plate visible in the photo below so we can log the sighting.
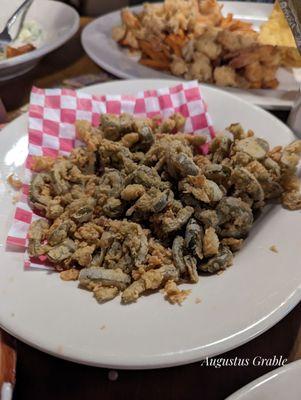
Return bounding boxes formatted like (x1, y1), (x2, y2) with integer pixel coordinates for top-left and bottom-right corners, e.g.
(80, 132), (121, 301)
(0, 79), (301, 369)
(226, 360), (301, 400)
(81, 1), (301, 110)
(0, 0), (79, 81)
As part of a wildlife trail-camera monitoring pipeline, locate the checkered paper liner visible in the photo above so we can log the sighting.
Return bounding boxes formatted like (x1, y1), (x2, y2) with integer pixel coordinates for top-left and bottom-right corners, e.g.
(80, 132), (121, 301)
(6, 81), (215, 269)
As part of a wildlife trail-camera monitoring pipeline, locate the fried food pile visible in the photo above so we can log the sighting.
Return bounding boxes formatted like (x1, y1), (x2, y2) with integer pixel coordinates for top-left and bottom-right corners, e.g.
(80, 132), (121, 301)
(112, 0), (283, 89)
(28, 113), (301, 304)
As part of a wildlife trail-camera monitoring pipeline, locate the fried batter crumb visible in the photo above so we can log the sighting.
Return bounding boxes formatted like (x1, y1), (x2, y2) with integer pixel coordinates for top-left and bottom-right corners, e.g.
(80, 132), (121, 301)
(31, 155), (55, 172)
(94, 286), (119, 303)
(203, 227), (220, 257)
(100, 324), (106, 330)
(221, 238), (243, 252)
(7, 173), (23, 190)
(121, 184), (145, 201)
(164, 280), (191, 305)
(121, 132), (140, 148)
(131, 266), (146, 281)
(195, 297), (202, 304)
(282, 190), (301, 210)
(60, 268), (79, 281)
(269, 245), (278, 253)
(12, 193), (21, 204)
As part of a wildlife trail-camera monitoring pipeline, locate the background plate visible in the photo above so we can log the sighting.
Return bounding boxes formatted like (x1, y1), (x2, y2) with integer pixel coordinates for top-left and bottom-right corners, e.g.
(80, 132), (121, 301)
(81, 2), (301, 110)
(226, 360), (301, 400)
(0, 0), (79, 81)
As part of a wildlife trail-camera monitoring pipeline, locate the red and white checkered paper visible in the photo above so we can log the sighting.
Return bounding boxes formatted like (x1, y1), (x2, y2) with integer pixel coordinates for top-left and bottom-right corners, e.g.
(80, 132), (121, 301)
(6, 81), (215, 269)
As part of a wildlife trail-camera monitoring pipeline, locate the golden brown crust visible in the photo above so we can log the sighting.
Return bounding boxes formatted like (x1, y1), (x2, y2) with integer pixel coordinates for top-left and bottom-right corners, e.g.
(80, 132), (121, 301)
(60, 268), (79, 281)
(164, 280), (191, 304)
(112, 0), (282, 89)
(7, 174), (23, 190)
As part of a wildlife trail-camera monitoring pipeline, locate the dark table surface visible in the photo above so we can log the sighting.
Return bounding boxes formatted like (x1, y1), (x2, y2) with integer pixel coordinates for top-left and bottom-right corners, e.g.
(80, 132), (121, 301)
(0, 18), (300, 400)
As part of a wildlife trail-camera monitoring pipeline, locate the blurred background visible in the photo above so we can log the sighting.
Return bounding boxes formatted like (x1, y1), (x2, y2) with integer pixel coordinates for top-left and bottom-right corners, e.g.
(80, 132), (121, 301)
(60, 0), (275, 17)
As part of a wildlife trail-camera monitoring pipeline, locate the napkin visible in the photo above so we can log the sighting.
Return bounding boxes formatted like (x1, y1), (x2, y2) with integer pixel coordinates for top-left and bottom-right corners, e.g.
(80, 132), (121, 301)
(6, 81), (215, 270)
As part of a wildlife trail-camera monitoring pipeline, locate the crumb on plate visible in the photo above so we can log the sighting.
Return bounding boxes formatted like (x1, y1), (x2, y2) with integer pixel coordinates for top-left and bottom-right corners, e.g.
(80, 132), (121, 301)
(12, 193), (21, 204)
(7, 173), (23, 190)
(269, 245), (278, 253)
(164, 280), (191, 305)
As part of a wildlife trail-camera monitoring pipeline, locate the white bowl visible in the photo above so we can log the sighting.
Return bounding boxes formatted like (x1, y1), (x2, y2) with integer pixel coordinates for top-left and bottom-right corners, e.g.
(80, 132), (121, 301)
(0, 0), (79, 81)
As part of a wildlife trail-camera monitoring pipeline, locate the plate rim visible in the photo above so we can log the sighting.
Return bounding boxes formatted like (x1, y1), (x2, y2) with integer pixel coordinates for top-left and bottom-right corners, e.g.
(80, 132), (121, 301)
(1, 286), (300, 370)
(0, 79), (300, 370)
